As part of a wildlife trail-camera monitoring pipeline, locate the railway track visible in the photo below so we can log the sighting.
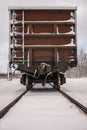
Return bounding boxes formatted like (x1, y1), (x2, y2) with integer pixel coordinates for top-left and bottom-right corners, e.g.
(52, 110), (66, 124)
(0, 88), (87, 119)
(59, 90), (87, 114)
(0, 90), (28, 119)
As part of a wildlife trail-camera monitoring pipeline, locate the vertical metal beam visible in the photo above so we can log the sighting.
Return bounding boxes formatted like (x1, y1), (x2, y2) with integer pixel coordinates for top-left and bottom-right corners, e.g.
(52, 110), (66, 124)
(29, 48), (32, 66)
(57, 50), (59, 67)
(22, 10), (24, 64)
(8, 10), (12, 80)
(75, 9), (77, 62)
(12, 11), (15, 63)
(54, 24), (57, 34)
(27, 50), (30, 67)
(54, 48), (59, 67)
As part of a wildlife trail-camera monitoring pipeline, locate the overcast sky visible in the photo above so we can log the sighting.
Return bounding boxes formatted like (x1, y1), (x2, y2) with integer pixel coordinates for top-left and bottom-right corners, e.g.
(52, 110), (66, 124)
(0, 0), (87, 73)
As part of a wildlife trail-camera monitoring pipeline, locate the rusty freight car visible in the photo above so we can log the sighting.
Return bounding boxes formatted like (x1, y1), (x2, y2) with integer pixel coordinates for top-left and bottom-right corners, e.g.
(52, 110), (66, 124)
(8, 7), (77, 90)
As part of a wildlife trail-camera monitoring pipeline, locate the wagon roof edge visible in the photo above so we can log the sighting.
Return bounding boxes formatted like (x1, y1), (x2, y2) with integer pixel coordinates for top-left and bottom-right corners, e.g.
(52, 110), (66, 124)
(8, 6), (77, 11)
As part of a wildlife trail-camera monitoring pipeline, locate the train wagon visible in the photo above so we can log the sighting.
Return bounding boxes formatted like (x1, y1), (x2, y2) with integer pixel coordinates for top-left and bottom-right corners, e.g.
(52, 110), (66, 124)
(8, 6), (77, 90)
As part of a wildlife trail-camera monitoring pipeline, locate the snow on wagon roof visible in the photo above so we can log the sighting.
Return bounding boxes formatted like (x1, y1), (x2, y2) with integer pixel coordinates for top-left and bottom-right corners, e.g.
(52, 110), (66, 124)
(8, 6), (77, 10)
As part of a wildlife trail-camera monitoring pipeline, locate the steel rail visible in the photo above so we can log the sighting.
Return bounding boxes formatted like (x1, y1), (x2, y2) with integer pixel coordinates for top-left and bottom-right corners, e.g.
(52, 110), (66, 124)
(59, 90), (87, 114)
(0, 90), (28, 119)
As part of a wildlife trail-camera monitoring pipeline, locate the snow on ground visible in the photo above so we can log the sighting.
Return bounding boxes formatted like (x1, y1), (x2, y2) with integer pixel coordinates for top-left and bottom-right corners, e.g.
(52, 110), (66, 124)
(61, 78), (87, 106)
(0, 78), (87, 130)
(0, 78), (25, 110)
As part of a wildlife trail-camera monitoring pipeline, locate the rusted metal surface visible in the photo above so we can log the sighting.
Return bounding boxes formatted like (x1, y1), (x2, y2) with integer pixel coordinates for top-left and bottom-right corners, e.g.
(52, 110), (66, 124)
(8, 7), (77, 73)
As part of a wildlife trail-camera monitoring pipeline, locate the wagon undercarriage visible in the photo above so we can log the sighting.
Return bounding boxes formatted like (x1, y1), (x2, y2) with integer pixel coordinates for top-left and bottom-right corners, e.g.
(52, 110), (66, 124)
(20, 63), (66, 90)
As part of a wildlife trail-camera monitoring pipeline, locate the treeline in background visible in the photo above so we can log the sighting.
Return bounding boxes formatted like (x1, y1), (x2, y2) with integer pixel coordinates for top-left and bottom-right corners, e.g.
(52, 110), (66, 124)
(66, 49), (87, 78)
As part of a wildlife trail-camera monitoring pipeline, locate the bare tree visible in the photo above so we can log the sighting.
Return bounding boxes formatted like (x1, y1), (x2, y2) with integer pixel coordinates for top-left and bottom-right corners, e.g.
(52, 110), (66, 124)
(66, 49), (87, 78)
(78, 49), (87, 77)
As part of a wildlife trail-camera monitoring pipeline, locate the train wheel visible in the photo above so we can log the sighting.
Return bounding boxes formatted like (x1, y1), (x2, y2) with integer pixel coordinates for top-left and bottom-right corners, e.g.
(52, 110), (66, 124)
(54, 74), (61, 90)
(20, 74), (26, 85)
(26, 75), (32, 90)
